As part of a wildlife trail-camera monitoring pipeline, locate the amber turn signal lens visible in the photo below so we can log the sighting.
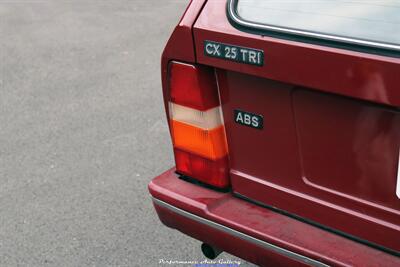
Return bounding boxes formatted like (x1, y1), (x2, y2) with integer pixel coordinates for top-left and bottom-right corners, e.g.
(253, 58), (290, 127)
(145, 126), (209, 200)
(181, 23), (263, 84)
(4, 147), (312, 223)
(170, 120), (228, 160)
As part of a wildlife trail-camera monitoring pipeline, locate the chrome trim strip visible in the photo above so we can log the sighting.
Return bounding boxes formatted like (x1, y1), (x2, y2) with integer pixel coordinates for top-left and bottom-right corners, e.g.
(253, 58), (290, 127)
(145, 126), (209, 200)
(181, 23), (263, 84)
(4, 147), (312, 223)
(227, 0), (400, 52)
(153, 197), (329, 267)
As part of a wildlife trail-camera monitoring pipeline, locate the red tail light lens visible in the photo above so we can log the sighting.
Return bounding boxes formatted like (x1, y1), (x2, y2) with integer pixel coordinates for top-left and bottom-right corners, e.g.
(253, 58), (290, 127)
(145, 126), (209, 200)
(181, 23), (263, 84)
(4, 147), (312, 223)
(174, 149), (229, 188)
(169, 62), (220, 111)
(168, 62), (230, 189)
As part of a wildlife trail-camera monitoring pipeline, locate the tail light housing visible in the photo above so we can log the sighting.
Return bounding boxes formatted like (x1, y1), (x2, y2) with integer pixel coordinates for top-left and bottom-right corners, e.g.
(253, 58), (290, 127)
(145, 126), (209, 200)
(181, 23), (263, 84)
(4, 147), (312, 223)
(167, 62), (230, 188)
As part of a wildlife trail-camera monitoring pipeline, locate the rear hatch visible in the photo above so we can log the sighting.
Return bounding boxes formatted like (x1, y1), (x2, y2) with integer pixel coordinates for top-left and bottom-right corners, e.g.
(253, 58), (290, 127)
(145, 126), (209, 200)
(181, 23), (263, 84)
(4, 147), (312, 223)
(193, 0), (400, 253)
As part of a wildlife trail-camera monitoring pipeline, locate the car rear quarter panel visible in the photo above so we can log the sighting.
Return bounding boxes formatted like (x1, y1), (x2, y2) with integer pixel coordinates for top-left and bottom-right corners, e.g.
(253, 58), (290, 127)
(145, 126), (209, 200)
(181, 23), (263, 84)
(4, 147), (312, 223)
(160, 0), (206, 124)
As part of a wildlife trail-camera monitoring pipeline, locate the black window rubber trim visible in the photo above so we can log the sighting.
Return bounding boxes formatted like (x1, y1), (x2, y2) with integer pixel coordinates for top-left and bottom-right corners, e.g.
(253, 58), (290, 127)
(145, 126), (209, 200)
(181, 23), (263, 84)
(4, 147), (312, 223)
(226, 0), (400, 58)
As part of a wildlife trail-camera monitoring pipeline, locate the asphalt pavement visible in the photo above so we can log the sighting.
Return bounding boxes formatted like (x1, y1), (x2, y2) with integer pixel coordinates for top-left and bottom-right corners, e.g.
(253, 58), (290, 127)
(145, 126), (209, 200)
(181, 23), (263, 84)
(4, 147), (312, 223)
(0, 1), (255, 266)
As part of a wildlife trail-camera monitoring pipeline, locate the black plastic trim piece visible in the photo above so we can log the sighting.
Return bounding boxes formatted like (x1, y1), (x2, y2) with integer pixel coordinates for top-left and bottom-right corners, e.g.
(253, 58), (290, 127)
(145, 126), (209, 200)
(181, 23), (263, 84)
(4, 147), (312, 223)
(176, 172), (231, 193)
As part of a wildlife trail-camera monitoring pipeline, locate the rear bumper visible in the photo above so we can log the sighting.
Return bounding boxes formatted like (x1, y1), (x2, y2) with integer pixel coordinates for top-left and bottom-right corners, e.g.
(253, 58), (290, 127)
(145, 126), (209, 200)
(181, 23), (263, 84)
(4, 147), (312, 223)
(149, 168), (399, 267)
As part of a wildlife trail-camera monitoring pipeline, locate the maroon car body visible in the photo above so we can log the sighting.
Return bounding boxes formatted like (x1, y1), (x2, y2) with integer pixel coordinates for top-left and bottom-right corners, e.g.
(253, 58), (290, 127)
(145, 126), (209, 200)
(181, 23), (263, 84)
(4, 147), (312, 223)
(149, 1), (400, 266)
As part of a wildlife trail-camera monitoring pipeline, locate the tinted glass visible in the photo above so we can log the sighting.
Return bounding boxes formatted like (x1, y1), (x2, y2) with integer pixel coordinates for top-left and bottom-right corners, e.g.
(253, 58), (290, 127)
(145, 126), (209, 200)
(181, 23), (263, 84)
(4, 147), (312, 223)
(237, 0), (400, 46)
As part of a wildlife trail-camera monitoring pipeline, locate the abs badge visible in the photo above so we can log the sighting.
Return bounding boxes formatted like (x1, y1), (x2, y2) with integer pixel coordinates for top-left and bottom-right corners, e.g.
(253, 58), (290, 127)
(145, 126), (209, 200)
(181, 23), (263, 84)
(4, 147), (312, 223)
(204, 40), (264, 66)
(234, 109), (263, 129)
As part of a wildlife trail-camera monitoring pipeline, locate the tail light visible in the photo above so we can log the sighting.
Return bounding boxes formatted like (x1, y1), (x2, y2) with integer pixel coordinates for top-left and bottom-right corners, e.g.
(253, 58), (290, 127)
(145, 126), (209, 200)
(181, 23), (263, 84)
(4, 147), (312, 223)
(167, 62), (230, 189)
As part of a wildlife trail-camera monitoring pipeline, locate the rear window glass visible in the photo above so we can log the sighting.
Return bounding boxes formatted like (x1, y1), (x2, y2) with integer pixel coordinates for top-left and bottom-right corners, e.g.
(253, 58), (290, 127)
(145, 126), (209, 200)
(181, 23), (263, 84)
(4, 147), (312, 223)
(236, 0), (400, 48)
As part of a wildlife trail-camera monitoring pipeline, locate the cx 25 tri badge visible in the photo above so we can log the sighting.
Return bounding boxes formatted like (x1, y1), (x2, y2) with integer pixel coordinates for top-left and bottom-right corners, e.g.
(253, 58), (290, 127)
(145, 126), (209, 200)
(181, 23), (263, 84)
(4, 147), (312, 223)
(234, 109), (263, 129)
(204, 40), (264, 66)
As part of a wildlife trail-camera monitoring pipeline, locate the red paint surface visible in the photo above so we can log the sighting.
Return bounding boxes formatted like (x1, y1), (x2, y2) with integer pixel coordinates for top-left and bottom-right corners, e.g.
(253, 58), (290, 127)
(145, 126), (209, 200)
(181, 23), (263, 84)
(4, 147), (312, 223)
(217, 69), (400, 251)
(149, 169), (400, 267)
(194, 1), (400, 107)
(294, 90), (400, 211)
(151, 0), (400, 261)
(193, 0), (400, 252)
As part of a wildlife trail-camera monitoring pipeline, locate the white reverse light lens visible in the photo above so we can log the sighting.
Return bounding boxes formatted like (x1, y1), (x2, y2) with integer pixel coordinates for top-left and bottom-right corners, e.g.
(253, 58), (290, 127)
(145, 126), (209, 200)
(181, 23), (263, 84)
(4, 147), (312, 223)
(169, 102), (223, 130)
